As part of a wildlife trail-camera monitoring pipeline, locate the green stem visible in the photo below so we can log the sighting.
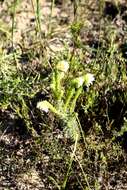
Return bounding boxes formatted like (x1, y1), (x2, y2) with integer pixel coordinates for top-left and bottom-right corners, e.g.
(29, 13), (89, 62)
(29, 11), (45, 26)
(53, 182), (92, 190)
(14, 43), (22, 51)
(48, 0), (55, 37)
(62, 135), (78, 189)
(55, 71), (62, 100)
(64, 87), (75, 112)
(48, 103), (62, 116)
(36, 0), (42, 33)
(11, 0), (18, 49)
(70, 87), (82, 113)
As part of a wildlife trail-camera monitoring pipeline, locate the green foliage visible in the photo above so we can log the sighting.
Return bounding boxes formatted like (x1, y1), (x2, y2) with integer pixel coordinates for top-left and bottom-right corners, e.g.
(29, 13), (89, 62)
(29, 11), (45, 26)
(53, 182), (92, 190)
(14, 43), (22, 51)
(37, 59), (95, 141)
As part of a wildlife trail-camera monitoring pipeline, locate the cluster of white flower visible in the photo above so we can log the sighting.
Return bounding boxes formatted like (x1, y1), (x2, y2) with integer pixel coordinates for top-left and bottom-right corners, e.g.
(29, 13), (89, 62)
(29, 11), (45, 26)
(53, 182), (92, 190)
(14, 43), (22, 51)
(84, 73), (95, 87)
(37, 101), (50, 113)
(72, 73), (95, 89)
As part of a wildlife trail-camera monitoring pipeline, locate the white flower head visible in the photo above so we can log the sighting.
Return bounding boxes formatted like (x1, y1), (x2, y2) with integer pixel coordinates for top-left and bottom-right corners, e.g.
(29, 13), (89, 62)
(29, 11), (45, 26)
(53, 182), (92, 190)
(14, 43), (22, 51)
(84, 73), (95, 87)
(56, 60), (69, 73)
(37, 100), (60, 115)
(37, 101), (50, 113)
(72, 73), (94, 89)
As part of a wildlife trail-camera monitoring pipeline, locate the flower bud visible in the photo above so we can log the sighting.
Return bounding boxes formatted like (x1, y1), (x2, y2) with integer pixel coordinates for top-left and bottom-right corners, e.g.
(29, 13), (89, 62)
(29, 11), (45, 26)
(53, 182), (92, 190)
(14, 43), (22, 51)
(56, 60), (69, 73)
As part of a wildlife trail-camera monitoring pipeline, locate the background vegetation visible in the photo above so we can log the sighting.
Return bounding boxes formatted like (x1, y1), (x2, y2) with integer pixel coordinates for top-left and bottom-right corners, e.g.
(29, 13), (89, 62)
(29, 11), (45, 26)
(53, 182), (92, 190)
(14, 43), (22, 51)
(0, 0), (127, 189)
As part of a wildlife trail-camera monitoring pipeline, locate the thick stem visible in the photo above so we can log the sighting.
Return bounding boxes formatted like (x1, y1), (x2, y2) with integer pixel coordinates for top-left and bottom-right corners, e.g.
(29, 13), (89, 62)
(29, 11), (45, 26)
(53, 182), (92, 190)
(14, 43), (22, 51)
(64, 87), (75, 112)
(70, 87), (82, 113)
